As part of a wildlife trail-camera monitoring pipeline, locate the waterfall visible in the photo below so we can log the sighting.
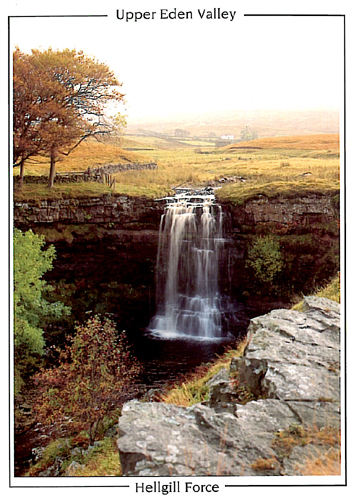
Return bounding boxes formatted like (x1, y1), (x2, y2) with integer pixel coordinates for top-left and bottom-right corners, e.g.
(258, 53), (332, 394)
(150, 188), (225, 339)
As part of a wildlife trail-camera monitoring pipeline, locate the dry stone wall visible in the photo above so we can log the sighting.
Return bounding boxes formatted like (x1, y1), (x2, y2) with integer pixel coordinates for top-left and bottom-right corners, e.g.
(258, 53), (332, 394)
(13, 162), (157, 185)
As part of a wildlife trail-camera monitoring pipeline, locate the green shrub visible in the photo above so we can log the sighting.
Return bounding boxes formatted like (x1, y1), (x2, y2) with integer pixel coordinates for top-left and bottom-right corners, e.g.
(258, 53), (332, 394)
(27, 438), (71, 476)
(246, 236), (284, 284)
(13, 229), (70, 393)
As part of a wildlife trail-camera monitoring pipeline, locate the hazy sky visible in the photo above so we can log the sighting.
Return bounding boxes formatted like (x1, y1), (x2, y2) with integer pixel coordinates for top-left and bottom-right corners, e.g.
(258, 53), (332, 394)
(9, 1), (345, 121)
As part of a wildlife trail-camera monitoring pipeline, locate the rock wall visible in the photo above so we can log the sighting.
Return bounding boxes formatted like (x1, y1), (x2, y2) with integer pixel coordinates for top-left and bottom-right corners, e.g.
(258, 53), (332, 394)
(13, 162), (158, 185)
(219, 193), (339, 301)
(14, 191), (338, 230)
(14, 194), (164, 227)
(222, 193), (339, 230)
(117, 296), (341, 476)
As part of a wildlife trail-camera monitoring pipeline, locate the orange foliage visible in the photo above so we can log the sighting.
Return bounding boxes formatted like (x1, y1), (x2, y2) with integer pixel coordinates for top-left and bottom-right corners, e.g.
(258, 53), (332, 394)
(33, 316), (140, 444)
(295, 448), (341, 476)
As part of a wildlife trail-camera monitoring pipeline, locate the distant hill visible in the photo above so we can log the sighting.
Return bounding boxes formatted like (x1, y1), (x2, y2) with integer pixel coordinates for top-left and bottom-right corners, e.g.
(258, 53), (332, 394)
(126, 108), (339, 140)
(225, 134), (339, 151)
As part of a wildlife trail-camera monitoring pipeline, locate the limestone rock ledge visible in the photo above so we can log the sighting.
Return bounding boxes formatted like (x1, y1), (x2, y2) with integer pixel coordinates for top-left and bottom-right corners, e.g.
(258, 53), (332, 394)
(117, 297), (341, 476)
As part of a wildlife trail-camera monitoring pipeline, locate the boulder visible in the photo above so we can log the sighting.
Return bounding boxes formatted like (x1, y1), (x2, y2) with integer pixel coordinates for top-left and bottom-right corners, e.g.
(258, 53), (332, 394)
(239, 297), (341, 402)
(118, 400), (294, 476)
(65, 461), (85, 476)
(117, 297), (341, 476)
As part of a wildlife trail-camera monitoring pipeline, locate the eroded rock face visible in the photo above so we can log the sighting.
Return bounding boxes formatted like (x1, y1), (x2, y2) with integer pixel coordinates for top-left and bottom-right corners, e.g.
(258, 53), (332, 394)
(14, 194), (164, 227)
(223, 194), (338, 227)
(241, 297), (340, 402)
(117, 297), (341, 476)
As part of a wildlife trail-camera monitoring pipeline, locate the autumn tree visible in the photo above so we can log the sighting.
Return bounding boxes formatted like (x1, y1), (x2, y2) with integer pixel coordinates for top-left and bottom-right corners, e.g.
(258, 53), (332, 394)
(13, 49), (66, 187)
(33, 316), (140, 444)
(240, 126), (258, 142)
(174, 128), (190, 138)
(13, 48), (125, 187)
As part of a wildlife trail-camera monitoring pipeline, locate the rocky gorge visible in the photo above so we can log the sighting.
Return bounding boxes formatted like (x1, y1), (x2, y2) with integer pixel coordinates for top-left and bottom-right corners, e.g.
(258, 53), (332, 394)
(13, 190), (341, 476)
(14, 191), (339, 311)
(117, 296), (341, 476)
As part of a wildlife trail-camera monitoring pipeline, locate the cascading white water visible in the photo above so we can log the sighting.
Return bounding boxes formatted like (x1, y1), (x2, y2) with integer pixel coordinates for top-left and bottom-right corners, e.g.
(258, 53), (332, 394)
(150, 188), (224, 338)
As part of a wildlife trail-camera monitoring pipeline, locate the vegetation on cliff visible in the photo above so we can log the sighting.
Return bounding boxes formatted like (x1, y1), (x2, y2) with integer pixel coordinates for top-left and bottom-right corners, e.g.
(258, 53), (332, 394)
(246, 235), (284, 285)
(13, 229), (70, 393)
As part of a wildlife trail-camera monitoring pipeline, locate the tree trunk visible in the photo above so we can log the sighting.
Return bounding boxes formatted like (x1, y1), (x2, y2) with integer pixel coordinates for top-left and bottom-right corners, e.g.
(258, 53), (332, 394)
(88, 417), (103, 445)
(18, 157), (25, 189)
(48, 152), (56, 188)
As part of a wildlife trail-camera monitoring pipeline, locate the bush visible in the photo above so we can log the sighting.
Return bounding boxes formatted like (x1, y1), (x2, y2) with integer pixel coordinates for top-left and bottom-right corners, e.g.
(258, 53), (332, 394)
(33, 316), (140, 444)
(246, 235), (284, 284)
(13, 228), (70, 393)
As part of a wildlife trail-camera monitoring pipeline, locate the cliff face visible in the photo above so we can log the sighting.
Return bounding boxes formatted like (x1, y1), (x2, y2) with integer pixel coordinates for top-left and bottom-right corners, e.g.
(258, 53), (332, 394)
(14, 194), (341, 476)
(223, 193), (338, 228)
(14, 192), (339, 331)
(220, 193), (339, 301)
(117, 297), (341, 477)
(14, 194), (164, 228)
(14, 195), (165, 331)
(14, 192), (338, 229)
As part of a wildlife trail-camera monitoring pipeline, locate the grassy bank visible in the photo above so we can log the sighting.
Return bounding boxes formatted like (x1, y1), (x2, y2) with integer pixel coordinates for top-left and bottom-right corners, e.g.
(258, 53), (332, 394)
(292, 273), (340, 311)
(112, 134), (339, 204)
(13, 182), (114, 201)
(160, 339), (248, 407)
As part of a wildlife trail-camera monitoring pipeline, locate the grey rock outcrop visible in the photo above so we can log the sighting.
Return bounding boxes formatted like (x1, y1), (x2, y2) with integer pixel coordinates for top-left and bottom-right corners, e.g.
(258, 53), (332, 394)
(117, 297), (341, 476)
(14, 194), (164, 227)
